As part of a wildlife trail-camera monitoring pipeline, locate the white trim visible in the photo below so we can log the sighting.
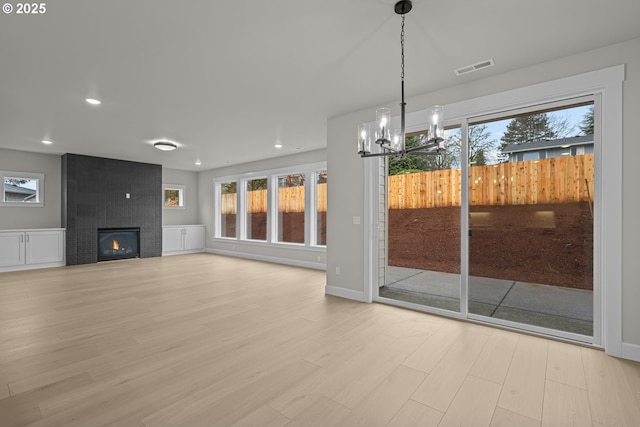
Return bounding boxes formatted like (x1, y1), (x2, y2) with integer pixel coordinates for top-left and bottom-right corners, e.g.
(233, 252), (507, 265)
(468, 313), (594, 345)
(162, 249), (204, 256)
(326, 284), (368, 302)
(1, 170), (45, 207)
(362, 155), (377, 303)
(0, 260), (65, 273)
(599, 75), (623, 358)
(211, 237), (326, 252)
(162, 183), (186, 209)
(374, 295), (466, 319)
(206, 248), (325, 270)
(621, 342), (640, 362)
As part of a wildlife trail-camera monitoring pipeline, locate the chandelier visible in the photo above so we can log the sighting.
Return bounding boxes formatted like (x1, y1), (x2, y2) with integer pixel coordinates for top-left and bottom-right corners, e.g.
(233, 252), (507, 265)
(358, 0), (444, 158)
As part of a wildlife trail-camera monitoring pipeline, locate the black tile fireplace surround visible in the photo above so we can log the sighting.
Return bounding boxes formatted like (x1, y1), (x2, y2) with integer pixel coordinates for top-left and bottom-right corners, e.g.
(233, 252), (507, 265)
(62, 154), (162, 266)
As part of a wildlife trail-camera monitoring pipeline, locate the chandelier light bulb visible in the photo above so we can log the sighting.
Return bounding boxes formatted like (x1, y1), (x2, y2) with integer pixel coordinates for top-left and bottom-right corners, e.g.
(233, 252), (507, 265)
(358, 123), (371, 154)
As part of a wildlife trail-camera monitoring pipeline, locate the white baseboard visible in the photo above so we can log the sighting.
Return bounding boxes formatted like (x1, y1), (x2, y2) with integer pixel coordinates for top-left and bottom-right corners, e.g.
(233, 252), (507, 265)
(325, 285), (369, 302)
(621, 342), (640, 362)
(0, 261), (65, 273)
(162, 249), (205, 256)
(206, 248), (326, 271)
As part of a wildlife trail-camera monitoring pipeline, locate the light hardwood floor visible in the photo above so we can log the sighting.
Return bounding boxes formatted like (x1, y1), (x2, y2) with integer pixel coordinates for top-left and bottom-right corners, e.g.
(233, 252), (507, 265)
(1, 253), (639, 427)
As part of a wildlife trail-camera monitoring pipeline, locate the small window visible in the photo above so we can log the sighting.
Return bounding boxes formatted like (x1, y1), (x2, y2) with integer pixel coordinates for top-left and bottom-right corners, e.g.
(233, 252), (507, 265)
(316, 170), (327, 246)
(276, 173), (305, 244)
(220, 181), (237, 238)
(1, 171), (44, 207)
(163, 184), (185, 208)
(245, 178), (268, 241)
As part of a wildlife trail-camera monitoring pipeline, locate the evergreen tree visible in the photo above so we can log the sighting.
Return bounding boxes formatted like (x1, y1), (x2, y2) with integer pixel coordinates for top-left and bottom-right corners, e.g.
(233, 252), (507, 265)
(500, 113), (556, 147)
(388, 135), (428, 175)
(579, 105), (594, 135)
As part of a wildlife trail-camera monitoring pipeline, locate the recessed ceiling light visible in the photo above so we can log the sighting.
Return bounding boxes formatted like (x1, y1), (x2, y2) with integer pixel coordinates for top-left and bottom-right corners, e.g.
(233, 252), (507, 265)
(41, 139), (53, 145)
(195, 160), (202, 166)
(561, 144), (571, 148)
(85, 98), (101, 105)
(153, 141), (177, 151)
(274, 144), (283, 149)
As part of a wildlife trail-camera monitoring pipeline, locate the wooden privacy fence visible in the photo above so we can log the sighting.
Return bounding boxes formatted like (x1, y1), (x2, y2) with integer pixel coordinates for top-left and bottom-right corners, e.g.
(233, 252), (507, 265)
(220, 155), (593, 213)
(221, 183), (327, 214)
(388, 154), (594, 209)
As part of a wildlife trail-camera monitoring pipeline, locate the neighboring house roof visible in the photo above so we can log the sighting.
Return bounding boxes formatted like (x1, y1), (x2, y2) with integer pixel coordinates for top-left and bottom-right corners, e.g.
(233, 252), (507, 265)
(502, 135), (594, 154)
(4, 183), (36, 195)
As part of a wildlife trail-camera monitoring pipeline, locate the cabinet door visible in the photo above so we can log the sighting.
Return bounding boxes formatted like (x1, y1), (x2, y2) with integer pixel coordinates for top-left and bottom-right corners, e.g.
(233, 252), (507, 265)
(0, 232), (25, 267)
(25, 231), (64, 264)
(162, 227), (184, 252)
(183, 226), (205, 251)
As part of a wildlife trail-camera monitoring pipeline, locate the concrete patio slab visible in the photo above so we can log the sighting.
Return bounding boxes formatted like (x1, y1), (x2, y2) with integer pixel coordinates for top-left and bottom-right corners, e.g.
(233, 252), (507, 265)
(382, 266), (593, 336)
(469, 276), (514, 306)
(501, 281), (593, 321)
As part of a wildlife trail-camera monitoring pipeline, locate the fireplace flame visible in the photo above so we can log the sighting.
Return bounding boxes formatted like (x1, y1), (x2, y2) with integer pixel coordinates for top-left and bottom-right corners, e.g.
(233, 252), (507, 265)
(112, 240), (120, 250)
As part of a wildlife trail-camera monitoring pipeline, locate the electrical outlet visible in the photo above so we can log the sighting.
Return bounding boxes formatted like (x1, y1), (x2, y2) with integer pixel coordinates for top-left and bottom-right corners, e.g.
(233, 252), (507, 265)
(335, 266), (341, 275)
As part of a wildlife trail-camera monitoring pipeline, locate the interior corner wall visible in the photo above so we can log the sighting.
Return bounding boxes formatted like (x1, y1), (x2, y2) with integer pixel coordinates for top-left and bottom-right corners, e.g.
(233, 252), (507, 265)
(0, 148), (62, 230)
(326, 37), (640, 347)
(162, 168), (199, 225)
(62, 154), (162, 265)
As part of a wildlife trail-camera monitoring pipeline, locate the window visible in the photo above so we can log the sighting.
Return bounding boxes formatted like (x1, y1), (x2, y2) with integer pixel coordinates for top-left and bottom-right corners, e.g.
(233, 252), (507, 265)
(316, 170), (327, 246)
(277, 173), (305, 244)
(220, 181), (237, 238)
(1, 171), (44, 206)
(214, 162), (327, 247)
(163, 184), (185, 208)
(246, 178), (268, 241)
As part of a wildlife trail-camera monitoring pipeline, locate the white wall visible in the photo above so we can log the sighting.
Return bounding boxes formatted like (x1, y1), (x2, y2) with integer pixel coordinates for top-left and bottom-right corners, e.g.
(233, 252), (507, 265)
(0, 148), (61, 230)
(327, 37), (640, 349)
(197, 149), (327, 268)
(162, 168), (199, 225)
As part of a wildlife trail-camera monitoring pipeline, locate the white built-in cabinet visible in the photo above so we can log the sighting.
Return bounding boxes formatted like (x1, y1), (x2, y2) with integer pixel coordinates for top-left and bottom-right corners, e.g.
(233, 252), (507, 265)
(162, 225), (205, 255)
(0, 229), (65, 272)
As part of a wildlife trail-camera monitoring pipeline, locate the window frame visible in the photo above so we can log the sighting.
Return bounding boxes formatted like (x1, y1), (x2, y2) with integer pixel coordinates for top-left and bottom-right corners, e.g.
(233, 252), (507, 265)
(364, 64), (624, 356)
(1, 170), (45, 207)
(243, 176), (269, 242)
(162, 184), (186, 209)
(274, 172), (306, 245)
(213, 161), (327, 248)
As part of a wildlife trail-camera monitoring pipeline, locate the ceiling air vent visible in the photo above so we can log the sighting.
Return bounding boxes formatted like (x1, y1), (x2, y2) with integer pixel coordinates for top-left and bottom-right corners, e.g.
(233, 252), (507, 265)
(454, 58), (495, 76)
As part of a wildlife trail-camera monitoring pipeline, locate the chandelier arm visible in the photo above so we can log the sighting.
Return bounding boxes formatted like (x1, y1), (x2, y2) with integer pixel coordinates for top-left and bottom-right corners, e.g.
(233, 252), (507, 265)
(360, 151), (402, 158)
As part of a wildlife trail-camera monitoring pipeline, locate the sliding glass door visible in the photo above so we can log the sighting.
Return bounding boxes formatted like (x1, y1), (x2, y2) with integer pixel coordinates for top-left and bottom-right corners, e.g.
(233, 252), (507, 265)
(378, 98), (596, 340)
(380, 127), (462, 313)
(467, 101), (595, 338)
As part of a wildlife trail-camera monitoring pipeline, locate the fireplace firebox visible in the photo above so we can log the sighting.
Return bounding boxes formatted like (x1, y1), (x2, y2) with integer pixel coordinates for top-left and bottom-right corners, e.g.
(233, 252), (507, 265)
(97, 228), (140, 262)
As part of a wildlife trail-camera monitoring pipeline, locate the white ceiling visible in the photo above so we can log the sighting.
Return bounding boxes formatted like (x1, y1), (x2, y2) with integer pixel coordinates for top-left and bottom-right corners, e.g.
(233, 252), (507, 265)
(1, 0), (640, 171)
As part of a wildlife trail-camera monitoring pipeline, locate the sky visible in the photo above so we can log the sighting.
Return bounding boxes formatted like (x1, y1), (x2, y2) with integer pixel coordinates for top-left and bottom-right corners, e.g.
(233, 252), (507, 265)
(444, 103), (592, 165)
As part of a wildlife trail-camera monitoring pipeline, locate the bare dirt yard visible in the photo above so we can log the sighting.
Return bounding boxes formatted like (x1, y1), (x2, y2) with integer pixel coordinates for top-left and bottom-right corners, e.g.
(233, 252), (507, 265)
(388, 202), (593, 290)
